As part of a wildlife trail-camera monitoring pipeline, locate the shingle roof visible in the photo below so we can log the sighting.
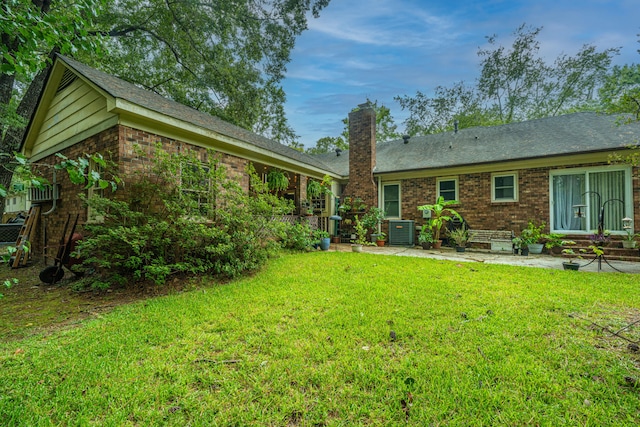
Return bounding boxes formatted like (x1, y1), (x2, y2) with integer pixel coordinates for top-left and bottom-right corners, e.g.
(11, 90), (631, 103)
(55, 56), (640, 178)
(315, 112), (640, 176)
(57, 55), (339, 175)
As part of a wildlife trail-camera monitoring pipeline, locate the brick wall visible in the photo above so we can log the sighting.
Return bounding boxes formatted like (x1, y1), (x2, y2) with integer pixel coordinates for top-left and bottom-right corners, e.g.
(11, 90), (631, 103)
(342, 103), (378, 208)
(30, 124), (250, 259)
(383, 163), (640, 240)
(30, 126), (120, 257)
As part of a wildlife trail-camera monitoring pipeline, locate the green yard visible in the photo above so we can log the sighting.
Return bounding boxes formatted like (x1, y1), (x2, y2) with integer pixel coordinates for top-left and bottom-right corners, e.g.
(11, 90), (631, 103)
(1, 252), (639, 426)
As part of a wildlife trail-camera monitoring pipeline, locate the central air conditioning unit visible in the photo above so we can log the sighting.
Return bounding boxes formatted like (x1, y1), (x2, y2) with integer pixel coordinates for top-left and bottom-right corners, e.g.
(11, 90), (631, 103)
(388, 220), (415, 246)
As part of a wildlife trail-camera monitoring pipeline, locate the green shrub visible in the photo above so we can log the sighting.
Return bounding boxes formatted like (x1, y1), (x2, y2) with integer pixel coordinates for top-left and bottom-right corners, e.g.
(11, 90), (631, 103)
(76, 145), (295, 288)
(279, 221), (313, 251)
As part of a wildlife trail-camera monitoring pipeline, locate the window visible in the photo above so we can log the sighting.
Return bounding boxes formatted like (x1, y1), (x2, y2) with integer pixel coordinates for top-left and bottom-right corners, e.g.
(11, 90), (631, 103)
(492, 173), (518, 202)
(437, 178), (458, 202)
(181, 162), (213, 216)
(383, 183), (400, 218)
(550, 166), (631, 233)
(311, 195), (327, 213)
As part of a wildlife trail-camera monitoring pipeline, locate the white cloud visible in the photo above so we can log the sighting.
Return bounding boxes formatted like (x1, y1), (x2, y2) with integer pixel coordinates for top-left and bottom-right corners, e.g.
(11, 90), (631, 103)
(307, 1), (458, 49)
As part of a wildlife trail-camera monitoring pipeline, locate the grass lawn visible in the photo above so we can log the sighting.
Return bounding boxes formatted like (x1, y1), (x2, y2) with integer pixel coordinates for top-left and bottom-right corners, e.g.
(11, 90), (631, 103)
(1, 252), (640, 426)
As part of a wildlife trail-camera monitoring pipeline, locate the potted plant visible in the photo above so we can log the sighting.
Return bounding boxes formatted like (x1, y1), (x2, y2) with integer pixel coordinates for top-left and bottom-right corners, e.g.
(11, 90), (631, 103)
(313, 229), (331, 251)
(589, 231), (611, 248)
(351, 215), (374, 252)
(448, 225), (469, 252)
(561, 240), (585, 270)
(544, 233), (565, 255)
(417, 196), (461, 249)
(307, 175), (334, 203)
(338, 197), (352, 213)
(361, 207), (385, 242)
(520, 221), (546, 254)
(622, 228), (638, 249)
(512, 236), (527, 255)
(375, 232), (386, 247)
(306, 180), (322, 200)
(266, 168), (289, 192)
(352, 197), (367, 212)
(418, 225), (434, 249)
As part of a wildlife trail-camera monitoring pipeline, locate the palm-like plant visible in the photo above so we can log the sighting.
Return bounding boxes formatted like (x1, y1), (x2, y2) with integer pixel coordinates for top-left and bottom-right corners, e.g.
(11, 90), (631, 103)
(418, 196), (461, 242)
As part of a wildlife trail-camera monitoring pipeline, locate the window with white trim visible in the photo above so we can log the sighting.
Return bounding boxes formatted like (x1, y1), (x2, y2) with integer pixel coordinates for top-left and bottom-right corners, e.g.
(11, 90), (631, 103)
(382, 183), (401, 218)
(437, 177), (458, 202)
(492, 173), (518, 202)
(550, 166), (632, 233)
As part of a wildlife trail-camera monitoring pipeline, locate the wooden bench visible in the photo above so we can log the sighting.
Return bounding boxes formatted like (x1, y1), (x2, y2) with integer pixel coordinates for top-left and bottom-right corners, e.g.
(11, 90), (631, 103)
(468, 230), (514, 252)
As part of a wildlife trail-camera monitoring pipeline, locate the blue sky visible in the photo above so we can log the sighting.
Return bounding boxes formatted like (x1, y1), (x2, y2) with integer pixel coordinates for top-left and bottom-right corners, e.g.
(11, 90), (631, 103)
(282, 0), (640, 149)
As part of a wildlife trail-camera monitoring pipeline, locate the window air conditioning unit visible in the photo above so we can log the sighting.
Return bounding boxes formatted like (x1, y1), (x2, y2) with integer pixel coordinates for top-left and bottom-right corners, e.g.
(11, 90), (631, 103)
(388, 220), (415, 246)
(29, 184), (60, 203)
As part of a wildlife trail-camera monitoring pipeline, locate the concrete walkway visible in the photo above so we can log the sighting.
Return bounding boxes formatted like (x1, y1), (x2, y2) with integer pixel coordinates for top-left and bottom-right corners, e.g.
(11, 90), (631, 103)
(330, 244), (640, 274)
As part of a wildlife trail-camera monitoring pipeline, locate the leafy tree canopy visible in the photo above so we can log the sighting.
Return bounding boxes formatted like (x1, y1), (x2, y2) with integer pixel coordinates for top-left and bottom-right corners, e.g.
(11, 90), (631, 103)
(397, 24), (619, 135)
(306, 98), (400, 154)
(78, 0), (330, 146)
(599, 64), (640, 120)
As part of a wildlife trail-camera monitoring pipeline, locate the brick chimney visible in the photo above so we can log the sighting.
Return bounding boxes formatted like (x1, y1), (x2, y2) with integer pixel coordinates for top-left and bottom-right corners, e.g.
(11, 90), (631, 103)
(342, 102), (377, 208)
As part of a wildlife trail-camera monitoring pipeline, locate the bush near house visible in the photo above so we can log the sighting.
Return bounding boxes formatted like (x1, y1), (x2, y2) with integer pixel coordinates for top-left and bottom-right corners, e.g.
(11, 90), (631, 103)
(75, 145), (295, 288)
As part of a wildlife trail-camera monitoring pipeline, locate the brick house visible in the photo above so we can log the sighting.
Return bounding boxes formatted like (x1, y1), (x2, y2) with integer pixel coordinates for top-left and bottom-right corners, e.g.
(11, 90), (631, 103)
(17, 55), (640, 255)
(323, 106), (640, 244)
(19, 55), (342, 254)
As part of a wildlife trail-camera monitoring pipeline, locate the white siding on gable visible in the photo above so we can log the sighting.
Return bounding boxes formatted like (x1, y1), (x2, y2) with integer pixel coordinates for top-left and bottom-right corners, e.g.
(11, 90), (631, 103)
(30, 77), (115, 157)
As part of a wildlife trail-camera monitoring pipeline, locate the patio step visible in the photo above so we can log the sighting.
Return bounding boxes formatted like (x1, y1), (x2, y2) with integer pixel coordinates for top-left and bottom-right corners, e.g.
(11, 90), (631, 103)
(559, 236), (640, 262)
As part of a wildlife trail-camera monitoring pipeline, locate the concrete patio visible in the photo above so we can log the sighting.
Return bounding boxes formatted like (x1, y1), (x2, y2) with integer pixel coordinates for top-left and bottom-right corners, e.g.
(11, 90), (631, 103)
(329, 244), (640, 273)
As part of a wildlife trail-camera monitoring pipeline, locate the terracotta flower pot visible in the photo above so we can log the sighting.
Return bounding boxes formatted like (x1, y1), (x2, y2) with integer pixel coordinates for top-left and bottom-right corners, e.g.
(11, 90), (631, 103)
(432, 240), (442, 249)
(376, 240), (385, 247)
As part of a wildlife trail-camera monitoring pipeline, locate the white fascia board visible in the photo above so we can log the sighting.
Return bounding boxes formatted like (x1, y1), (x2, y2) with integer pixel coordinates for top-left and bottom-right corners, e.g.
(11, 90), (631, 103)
(374, 151), (622, 181)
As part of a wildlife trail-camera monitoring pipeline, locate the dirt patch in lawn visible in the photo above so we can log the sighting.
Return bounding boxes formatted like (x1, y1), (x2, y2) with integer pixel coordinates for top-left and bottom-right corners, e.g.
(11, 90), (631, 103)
(0, 260), (195, 342)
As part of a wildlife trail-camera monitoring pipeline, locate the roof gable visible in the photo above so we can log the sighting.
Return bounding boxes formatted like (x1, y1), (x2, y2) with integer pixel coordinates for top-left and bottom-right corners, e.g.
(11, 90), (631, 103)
(22, 60), (117, 159)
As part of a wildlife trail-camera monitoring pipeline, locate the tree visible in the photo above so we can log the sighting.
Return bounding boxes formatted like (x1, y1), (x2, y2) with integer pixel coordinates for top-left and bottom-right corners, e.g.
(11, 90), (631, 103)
(307, 98), (400, 154)
(397, 24), (619, 135)
(599, 64), (640, 120)
(306, 136), (347, 155)
(78, 0), (330, 145)
(396, 82), (496, 135)
(478, 24), (617, 121)
(0, 0), (105, 214)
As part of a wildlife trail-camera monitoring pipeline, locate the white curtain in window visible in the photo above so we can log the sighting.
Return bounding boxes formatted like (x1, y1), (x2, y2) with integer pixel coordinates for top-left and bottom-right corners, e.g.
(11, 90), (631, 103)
(589, 170), (625, 231)
(553, 174), (585, 231)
